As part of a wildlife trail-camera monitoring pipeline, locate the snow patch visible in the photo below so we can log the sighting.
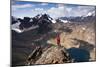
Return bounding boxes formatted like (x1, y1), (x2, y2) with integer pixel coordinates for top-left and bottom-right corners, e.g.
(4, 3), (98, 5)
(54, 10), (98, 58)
(60, 19), (69, 23)
(12, 28), (23, 33)
(51, 19), (56, 23)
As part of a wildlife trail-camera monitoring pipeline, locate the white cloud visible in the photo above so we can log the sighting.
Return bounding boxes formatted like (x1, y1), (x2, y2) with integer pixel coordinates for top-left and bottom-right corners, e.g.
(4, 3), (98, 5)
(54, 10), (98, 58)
(12, 4), (34, 11)
(57, 4), (66, 7)
(13, 4), (34, 8)
(34, 8), (44, 11)
(66, 6), (95, 17)
(31, 4), (68, 18)
(47, 5), (95, 18)
(46, 5), (68, 18)
(40, 3), (48, 6)
(31, 4), (95, 18)
(32, 8), (46, 16)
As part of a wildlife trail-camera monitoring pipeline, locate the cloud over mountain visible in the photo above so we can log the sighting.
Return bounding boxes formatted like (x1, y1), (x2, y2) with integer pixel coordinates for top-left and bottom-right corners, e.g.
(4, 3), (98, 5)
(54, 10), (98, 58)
(12, 1), (96, 18)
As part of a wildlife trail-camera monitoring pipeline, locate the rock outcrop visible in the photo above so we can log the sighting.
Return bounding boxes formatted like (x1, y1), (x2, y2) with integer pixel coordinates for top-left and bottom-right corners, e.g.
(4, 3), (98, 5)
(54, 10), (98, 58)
(35, 46), (71, 64)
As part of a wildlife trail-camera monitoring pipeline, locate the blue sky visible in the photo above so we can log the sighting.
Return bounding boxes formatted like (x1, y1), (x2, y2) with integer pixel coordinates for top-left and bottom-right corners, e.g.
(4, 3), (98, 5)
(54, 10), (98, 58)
(12, 0), (96, 18)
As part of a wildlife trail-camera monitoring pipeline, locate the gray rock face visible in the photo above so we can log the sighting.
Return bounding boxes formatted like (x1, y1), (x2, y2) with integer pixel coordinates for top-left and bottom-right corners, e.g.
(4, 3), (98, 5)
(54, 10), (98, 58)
(35, 46), (71, 64)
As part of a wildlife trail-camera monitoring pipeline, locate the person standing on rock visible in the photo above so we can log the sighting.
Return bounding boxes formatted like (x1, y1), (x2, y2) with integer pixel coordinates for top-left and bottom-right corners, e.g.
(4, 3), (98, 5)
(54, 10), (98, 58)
(56, 33), (61, 46)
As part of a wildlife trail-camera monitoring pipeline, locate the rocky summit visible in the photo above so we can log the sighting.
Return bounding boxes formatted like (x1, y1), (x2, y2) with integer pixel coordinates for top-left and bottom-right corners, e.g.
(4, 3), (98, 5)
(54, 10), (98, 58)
(35, 46), (71, 64)
(26, 46), (72, 65)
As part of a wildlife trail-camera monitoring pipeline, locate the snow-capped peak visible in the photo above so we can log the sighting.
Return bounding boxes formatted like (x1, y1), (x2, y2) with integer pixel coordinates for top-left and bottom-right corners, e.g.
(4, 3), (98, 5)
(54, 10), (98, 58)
(86, 11), (95, 17)
(42, 14), (56, 23)
(35, 14), (42, 19)
(51, 19), (56, 23)
(47, 16), (56, 23)
(30, 18), (33, 22)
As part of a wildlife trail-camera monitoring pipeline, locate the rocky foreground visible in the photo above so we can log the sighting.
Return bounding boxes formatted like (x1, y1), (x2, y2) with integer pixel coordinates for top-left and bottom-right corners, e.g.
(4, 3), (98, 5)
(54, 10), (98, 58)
(25, 46), (71, 65)
(25, 44), (94, 65)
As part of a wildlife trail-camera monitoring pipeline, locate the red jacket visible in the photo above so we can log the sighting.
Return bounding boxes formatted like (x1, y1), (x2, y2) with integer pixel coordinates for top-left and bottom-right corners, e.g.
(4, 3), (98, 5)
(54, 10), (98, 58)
(56, 34), (60, 45)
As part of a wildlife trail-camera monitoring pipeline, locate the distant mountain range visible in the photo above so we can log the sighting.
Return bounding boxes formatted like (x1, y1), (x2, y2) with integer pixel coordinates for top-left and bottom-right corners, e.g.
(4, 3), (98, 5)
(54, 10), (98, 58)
(11, 11), (96, 33)
(59, 11), (96, 22)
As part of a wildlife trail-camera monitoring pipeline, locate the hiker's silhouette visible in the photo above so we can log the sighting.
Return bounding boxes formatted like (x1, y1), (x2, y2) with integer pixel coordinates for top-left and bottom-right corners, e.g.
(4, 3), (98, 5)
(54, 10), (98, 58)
(56, 34), (61, 46)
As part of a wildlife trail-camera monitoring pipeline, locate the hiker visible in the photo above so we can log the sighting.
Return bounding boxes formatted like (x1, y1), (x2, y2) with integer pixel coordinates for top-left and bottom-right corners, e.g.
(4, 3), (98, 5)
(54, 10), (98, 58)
(56, 33), (61, 46)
